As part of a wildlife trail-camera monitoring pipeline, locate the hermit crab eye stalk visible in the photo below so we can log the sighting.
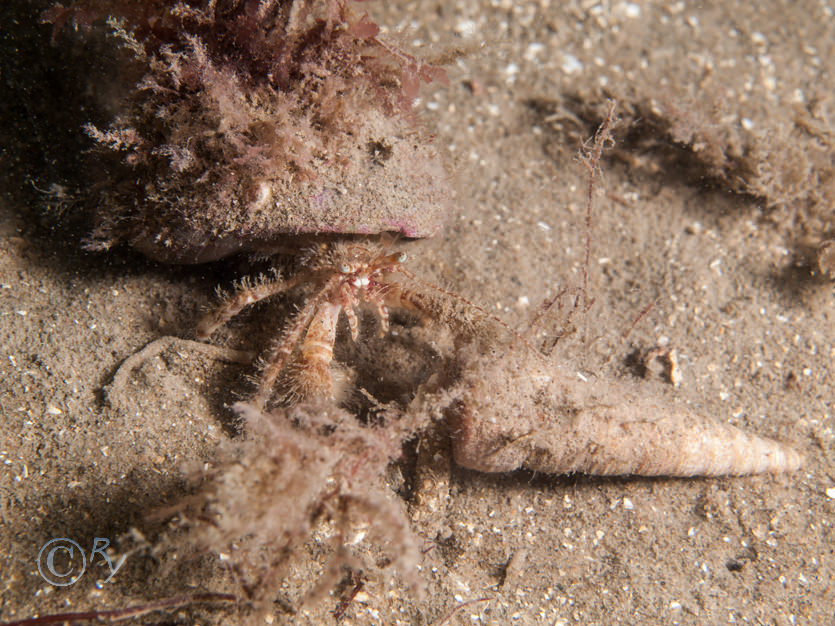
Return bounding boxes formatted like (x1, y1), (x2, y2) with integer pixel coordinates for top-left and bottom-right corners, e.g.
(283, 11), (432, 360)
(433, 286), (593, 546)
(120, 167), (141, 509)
(339, 263), (352, 274)
(376, 251), (407, 267)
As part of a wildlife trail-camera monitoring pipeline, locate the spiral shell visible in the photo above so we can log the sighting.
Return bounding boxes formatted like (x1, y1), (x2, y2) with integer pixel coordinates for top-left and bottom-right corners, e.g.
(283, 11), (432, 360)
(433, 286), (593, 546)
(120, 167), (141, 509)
(448, 346), (802, 477)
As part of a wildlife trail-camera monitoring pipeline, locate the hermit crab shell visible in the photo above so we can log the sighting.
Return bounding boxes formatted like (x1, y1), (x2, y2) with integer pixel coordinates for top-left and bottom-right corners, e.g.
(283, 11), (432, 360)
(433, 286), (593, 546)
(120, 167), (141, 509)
(126, 110), (452, 264)
(447, 346), (802, 477)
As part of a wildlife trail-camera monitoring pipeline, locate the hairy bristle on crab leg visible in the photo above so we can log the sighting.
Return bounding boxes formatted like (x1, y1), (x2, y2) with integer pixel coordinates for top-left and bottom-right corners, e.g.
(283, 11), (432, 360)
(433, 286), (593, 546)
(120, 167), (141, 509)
(196, 273), (308, 341)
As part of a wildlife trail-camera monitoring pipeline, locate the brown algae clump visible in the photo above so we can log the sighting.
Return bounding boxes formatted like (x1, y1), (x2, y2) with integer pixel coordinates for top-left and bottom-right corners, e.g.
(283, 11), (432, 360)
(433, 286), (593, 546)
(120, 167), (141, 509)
(44, 0), (452, 263)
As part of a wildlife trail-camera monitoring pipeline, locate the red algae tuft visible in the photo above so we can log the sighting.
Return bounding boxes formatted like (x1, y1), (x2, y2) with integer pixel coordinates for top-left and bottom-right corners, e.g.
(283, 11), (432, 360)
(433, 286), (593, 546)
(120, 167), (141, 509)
(44, 0), (452, 263)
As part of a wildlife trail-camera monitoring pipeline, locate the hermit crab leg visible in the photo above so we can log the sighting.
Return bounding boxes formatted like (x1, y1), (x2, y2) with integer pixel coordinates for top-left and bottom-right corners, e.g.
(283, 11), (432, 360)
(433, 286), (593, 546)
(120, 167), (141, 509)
(343, 304), (361, 342)
(390, 267), (542, 354)
(371, 293), (390, 337)
(196, 272), (309, 340)
(253, 278), (339, 409)
(286, 302), (343, 401)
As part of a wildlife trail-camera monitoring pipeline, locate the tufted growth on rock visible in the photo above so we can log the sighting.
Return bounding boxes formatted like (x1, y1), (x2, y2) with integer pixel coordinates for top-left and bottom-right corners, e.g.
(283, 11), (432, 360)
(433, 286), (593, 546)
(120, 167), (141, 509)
(44, 0), (452, 263)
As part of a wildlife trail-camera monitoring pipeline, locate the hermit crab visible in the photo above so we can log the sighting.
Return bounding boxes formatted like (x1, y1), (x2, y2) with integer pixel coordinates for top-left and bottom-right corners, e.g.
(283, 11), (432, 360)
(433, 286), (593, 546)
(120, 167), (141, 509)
(191, 232), (803, 477)
(196, 239), (496, 408)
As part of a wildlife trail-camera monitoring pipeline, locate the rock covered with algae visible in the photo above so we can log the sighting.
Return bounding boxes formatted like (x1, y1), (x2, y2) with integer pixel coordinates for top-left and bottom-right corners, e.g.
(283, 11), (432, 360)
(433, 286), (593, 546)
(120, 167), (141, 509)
(45, 0), (452, 263)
